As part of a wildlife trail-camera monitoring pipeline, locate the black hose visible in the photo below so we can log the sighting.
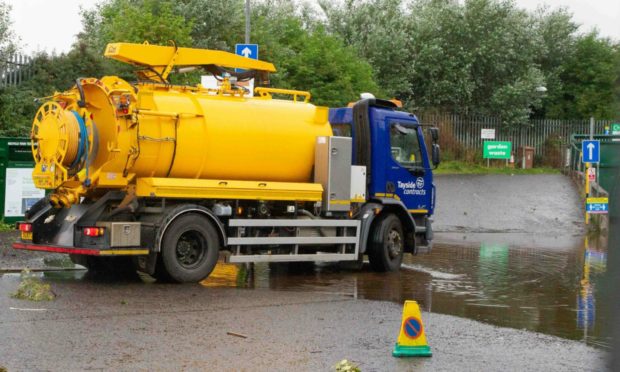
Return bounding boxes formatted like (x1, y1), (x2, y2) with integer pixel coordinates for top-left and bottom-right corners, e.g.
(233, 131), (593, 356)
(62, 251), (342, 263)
(75, 78), (86, 108)
(298, 209), (327, 237)
(203, 64), (268, 84)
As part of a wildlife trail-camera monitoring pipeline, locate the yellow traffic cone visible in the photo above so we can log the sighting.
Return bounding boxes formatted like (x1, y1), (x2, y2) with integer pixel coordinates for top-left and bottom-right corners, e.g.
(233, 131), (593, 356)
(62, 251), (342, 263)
(392, 300), (432, 357)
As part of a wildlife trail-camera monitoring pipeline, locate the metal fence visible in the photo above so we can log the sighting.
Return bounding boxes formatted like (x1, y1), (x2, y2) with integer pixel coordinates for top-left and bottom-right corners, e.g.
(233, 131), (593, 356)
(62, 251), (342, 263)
(0, 54), (34, 87)
(417, 112), (617, 166)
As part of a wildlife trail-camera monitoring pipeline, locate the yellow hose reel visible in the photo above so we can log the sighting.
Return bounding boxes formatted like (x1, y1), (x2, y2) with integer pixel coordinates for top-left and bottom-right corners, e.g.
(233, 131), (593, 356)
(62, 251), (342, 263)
(31, 101), (93, 189)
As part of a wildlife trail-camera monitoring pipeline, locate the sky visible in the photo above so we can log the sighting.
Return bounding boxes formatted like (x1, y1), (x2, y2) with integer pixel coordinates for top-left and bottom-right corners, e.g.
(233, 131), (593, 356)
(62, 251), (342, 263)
(5, 0), (620, 55)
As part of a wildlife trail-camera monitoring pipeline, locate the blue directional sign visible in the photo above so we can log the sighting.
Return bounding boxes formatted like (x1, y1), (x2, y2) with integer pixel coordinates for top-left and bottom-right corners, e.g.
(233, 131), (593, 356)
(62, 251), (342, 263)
(586, 197), (609, 214)
(581, 140), (600, 164)
(235, 44), (258, 60)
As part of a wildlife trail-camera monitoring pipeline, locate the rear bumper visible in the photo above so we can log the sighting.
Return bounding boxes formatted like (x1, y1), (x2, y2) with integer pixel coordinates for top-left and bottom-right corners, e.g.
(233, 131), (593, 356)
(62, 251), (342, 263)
(13, 242), (148, 256)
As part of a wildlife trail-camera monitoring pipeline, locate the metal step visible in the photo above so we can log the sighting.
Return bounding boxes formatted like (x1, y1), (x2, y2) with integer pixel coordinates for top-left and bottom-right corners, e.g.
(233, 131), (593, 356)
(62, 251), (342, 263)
(227, 218), (360, 263)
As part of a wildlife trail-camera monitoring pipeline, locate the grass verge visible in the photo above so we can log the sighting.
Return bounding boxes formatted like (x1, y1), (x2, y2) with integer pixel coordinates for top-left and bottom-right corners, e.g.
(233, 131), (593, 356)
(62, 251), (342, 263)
(434, 160), (561, 175)
(0, 220), (14, 232)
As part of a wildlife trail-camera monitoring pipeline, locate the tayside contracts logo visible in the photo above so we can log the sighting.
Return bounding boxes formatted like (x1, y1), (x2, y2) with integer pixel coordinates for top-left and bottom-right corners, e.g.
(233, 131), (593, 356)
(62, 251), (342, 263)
(398, 178), (426, 195)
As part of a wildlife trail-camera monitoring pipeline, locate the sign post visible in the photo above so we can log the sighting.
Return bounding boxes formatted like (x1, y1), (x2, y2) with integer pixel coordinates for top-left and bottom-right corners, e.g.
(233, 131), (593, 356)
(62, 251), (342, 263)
(235, 43), (258, 60)
(587, 167), (596, 182)
(582, 140), (600, 164)
(234, 43), (259, 96)
(586, 197), (609, 214)
(582, 139), (601, 225)
(483, 141), (511, 168)
(612, 123), (620, 142)
(481, 128), (496, 140)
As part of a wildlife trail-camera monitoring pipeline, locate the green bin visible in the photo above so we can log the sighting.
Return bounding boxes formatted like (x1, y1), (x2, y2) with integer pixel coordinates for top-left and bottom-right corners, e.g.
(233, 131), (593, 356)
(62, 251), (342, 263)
(0, 137), (43, 224)
(600, 141), (620, 196)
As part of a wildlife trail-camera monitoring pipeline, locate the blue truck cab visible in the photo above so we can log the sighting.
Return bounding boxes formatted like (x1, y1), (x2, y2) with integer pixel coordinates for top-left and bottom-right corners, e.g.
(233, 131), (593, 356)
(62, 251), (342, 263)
(329, 98), (440, 263)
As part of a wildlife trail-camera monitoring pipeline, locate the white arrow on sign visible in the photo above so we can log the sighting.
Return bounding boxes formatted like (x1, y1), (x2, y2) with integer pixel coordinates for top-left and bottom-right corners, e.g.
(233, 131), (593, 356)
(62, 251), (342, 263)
(241, 47), (252, 58)
(587, 142), (595, 160)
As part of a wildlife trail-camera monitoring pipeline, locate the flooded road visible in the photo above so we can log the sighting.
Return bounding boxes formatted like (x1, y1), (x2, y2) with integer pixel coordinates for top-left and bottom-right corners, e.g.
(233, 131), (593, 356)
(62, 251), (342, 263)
(0, 174), (609, 370)
(206, 234), (608, 349)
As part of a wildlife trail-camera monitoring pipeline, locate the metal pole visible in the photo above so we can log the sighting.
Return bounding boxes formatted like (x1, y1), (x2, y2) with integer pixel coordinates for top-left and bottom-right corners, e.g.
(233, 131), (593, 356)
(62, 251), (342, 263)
(245, 0), (251, 44)
(584, 117), (595, 225)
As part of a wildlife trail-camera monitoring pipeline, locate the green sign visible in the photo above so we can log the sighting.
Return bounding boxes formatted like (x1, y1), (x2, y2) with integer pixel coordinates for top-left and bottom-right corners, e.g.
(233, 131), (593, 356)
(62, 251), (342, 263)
(483, 141), (512, 159)
(612, 123), (620, 135)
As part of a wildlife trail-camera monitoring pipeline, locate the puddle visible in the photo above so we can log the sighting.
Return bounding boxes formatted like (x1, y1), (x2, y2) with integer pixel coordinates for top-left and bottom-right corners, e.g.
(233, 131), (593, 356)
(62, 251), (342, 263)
(8, 235), (609, 349)
(199, 236), (611, 349)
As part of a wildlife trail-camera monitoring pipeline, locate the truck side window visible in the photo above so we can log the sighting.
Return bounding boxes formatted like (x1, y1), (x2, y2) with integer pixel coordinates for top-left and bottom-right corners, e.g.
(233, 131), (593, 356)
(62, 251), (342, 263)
(390, 123), (423, 168)
(331, 123), (352, 137)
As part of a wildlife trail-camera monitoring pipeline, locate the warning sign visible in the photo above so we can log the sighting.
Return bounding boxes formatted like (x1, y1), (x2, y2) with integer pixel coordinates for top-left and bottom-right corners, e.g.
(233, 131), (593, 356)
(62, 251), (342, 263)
(4, 168), (44, 217)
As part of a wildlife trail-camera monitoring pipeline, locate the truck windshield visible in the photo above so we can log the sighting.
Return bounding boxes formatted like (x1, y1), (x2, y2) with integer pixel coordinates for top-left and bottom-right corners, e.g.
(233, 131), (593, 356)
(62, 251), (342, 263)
(390, 123), (423, 168)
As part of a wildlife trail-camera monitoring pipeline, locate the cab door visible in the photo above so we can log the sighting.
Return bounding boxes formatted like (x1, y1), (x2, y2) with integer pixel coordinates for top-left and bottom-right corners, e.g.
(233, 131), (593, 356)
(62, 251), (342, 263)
(385, 119), (433, 214)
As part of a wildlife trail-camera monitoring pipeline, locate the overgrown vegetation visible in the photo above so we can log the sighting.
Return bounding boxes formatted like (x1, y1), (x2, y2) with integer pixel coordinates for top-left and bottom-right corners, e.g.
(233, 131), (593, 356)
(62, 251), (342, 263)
(434, 160), (561, 175)
(11, 269), (55, 301)
(0, 0), (618, 136)
(0, 220), (13, 232)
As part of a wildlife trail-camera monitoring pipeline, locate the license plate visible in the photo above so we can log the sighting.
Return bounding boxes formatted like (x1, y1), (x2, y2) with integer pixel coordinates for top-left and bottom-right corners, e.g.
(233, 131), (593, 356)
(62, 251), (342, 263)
(21, 231), (32, 240)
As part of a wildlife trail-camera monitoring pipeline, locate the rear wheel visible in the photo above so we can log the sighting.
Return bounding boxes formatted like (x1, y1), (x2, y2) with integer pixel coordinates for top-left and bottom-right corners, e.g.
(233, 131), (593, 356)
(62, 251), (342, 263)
(368, 214), (404, 272)
(160, 213), (220, 283)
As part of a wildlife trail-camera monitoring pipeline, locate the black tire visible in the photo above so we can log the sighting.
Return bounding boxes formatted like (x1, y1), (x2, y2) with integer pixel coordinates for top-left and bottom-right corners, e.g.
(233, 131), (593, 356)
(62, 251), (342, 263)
(368, 214), (404, 272)
(160, 213), (220, 283)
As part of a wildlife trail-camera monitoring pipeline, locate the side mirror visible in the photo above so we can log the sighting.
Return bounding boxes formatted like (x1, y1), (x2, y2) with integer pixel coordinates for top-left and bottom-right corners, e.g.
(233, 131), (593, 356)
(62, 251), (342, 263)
(430, 127), (439, 143)
(432, 143), (441, 169)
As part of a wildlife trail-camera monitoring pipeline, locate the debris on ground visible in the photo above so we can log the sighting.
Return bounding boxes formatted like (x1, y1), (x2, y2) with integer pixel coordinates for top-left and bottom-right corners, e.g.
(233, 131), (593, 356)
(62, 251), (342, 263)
(334, 359), (361, 372)
(10, 269), (55, 302)
(226, 331), (248, 339)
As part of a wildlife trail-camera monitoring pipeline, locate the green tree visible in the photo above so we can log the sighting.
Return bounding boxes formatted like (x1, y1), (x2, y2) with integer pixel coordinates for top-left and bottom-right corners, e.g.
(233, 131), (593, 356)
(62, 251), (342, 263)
(530, 7), (578, 118)
(0, 41), (107, 135)
(251, 1), (381, 106)
(174, 0), (244, 51)
(554, 33), (619, 119)
(0, 0), (15, 59)
(405, 0), (547, 125)
(80, 0), (193, 52)
(78, 0), (194, 80)
(320, 0), (412, 98)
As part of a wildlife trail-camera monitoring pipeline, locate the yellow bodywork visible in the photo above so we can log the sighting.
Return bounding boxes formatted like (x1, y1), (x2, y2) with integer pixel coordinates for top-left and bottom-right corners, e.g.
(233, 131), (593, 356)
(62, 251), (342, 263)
(136, 178), (323, 201)
(30, 43), (333, 207)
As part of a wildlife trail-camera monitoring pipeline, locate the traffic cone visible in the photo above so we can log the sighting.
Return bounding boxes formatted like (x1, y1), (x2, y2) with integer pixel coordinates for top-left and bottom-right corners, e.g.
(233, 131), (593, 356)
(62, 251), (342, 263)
(392, 300), (432, 357)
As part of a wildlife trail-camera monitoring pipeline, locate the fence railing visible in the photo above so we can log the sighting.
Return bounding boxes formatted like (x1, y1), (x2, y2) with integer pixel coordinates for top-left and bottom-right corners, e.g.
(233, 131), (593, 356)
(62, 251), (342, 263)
(0, 54), (34, 87)
(417, 112), (617, 166)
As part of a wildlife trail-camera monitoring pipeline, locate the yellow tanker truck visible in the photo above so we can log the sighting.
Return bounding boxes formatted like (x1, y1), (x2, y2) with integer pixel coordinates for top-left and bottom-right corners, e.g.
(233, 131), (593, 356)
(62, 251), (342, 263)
(14, 42), (440, 282)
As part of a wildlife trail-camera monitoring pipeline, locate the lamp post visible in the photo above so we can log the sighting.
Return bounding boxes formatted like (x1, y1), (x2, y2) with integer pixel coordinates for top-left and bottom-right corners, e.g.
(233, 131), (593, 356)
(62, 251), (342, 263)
(245, 0), (251, 44)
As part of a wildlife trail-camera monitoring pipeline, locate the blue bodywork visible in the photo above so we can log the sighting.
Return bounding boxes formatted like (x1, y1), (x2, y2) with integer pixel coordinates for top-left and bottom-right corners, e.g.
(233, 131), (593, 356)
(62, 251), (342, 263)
(329, 106), (436, 217)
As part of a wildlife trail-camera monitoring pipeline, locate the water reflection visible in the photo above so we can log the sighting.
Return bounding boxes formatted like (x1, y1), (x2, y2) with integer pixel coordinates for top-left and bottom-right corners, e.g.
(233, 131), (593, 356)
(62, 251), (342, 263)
(198, 236), (610, 348)
(577, 237), (608, 346)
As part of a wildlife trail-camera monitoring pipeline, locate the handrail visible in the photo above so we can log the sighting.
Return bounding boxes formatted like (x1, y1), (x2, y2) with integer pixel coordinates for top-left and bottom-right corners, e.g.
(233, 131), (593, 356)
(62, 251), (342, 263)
(254, 87), (311, 103)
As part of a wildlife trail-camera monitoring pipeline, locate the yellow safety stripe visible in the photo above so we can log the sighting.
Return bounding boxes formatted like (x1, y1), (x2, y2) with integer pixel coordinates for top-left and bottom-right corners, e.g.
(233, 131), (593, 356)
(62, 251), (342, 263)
(330, 200), (351, 205)
(99, 249), (149, 256)
(374, 193), (401, 201)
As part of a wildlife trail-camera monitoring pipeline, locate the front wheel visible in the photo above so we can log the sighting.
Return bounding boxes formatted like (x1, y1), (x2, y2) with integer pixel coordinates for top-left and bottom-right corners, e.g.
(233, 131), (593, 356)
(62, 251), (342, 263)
(368, 214), (404, 272)
(160, 213), (220, 283)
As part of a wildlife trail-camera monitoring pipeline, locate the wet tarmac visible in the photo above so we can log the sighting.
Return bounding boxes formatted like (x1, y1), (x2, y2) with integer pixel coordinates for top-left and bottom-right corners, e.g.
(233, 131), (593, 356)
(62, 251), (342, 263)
(0, 174), (610, 370)
(0, 265), (607, 371)
(232, 235), (609, 349)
